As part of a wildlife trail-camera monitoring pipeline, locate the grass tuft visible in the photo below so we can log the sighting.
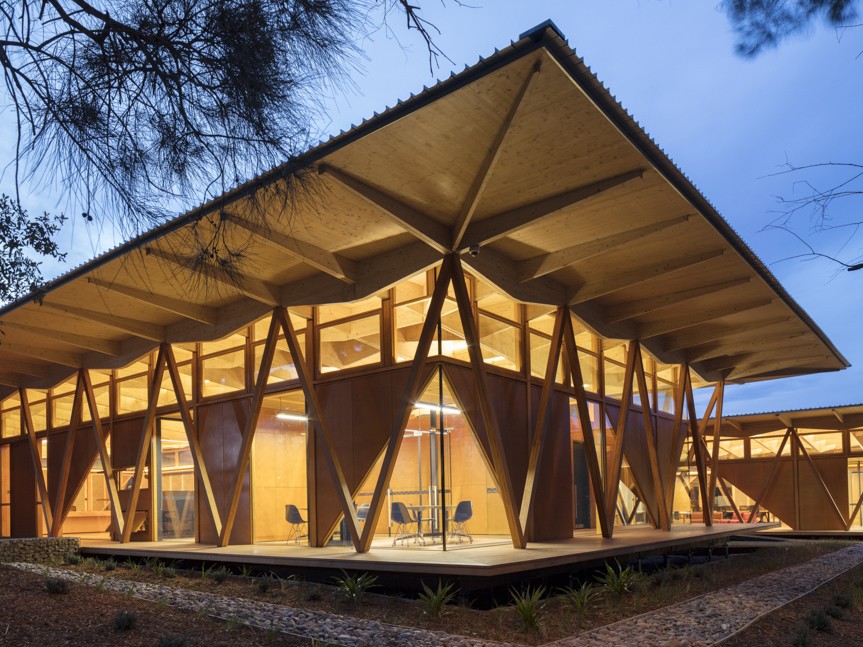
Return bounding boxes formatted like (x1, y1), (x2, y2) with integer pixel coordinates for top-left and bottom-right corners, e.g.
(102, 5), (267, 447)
(113, 610), (138, 631)
(45, 577), (70, 594)
(417, 580), (457, 618)
(510, 585), (545, 631)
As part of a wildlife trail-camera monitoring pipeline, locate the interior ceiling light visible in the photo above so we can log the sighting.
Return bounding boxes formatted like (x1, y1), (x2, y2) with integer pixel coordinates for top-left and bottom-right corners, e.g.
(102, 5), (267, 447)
(276, 412), (308, 421)
(414, 402), (460, 415)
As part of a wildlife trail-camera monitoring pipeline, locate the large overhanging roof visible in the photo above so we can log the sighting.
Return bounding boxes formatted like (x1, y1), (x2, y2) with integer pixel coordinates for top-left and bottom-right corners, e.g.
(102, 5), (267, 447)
(716, 403), (863, 437)
(0, 22), (848, 396)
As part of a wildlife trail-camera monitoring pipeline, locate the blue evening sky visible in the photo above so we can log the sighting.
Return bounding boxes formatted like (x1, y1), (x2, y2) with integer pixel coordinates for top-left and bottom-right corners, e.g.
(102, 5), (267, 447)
(1, 1), (861, 415)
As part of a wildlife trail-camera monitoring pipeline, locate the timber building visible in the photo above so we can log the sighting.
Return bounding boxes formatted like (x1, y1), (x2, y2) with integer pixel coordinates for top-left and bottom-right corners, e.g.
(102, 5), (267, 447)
(0, 23), (849, 570)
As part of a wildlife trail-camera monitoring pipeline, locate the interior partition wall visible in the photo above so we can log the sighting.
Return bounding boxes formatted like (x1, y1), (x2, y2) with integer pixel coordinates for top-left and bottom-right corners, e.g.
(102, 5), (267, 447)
(0, 262), (711, 553)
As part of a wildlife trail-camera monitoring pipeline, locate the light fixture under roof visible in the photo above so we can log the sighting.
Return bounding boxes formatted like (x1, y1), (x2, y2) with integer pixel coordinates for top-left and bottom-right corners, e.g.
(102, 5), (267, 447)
(276, 412), (308, 422)
(414, 402), (460, 415)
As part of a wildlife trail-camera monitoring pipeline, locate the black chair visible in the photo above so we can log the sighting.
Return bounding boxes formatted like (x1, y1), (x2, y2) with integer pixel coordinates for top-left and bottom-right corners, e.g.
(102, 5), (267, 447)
(449, 500), (473, 543)
(391, 501), (421, 546)
(357, 503), (370, 524)
(285, 504), (307, 544)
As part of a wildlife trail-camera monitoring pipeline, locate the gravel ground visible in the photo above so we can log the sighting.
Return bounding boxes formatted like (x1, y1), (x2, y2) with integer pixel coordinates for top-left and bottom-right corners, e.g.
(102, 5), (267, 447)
(13, 543), (863, 647)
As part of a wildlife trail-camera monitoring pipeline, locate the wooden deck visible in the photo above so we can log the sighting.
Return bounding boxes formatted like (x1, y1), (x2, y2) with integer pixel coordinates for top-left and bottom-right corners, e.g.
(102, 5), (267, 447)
(79, 523), (765, 579)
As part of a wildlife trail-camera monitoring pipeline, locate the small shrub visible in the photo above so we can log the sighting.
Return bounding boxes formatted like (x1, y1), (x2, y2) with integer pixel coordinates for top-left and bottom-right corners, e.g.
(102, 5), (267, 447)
(240, 564), (254, 578)
(210, 566), (231, 584)
(156, 637), (189, 647)
(162, 566), (177, 579)
(103, 558), (117, 572)
(560, 582), (600, 614)
(825, 604), (844, 619)
(306, 591), (323, 602)
(332, 570), (378, 604)
(45, 577), (70, 594)
(510, 585), (546, 631)
(803, 608), (833, 633)
(595, 559), (639, 596)
(67, 553), (83, 566)
(418, 580), (457, 618)
(790, 621), (812, 647)
(833, 591), (853, 609)
(258, 575), (277, 594)
(125, 558), (142, 573)
(113, 610), (138, 631)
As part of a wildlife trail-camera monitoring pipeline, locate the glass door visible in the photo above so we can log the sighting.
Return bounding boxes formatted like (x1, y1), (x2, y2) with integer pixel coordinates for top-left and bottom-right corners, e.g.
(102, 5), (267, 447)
(154, 418), (195, 540)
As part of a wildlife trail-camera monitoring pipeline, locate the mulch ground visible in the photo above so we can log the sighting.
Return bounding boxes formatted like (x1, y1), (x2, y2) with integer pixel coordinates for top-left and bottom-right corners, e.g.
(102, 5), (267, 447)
(0, 540), (853, 646)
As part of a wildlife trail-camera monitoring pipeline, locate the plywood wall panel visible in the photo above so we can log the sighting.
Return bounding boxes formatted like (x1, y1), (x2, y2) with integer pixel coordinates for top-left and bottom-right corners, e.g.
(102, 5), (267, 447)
(530, 390), (574, 540)
(10, 441), (38, 537)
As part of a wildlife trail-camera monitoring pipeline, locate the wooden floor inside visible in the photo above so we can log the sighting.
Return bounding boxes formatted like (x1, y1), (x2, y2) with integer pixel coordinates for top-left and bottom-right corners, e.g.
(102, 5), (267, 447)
(79, 523), (765, 578)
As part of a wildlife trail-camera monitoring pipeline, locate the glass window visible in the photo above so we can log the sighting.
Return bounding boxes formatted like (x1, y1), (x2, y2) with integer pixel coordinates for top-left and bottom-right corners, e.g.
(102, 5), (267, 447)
(394, 301), (429, 363)
(1, 407), (20, 438)
(320, 314), (381, 374)
(798, 431), (843, 455)
(478, 314), (520, 372)
(29, 398), (47, 432)
(750, 433), (792, 458)
(201, 349), (246, 397)
(253, 334), (303, 384)
(579, 352), (599, 393)
(81, 383), (110, 423)
(158, 362), (193, 407)
(51, 392), (76, 429)
(317, 295), (381, 325)
(529, 331), (566, 383)
(117, 375), (149, 415)
(437, 299), (469, 361)
(200, 332), (247, 356)
(252, 311), (307, 342)
(719, 439), (745, 459)
(116, 358), (149, 379)
(475, 283), (519, 322)
(395, 271), (429, 304)
(604, 360), (626, 400)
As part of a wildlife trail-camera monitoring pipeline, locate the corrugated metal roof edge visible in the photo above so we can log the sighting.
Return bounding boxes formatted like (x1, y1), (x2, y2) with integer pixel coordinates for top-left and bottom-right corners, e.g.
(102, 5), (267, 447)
(0, 20), (849, 375)
(723, 403), (863, 419)
(529, 27), (849, 371)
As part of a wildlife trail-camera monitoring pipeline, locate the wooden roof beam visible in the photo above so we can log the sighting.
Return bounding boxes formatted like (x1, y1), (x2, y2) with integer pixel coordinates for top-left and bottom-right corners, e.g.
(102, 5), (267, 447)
(225, 216), (358, 283)
(568, 249), (724, 306)
(702, 347), (827, 373)
(451, 59), (542, 250)
(318, 165), (450, 253)
(725, 357), (834, 381)
(462, 246), (567, 306)
(605, 276), (751, 324)
(0, 320), (122, 356)
(833, 409), (846, 425)
(87, 278), (218, 325)
(41, 302), (165, 343)
(518, 215), (690, 283)
(663, 316), (793, 352)
(462, 169), (646, 248)
(0, 358), (51, 379)
(146, 247), (281, 307)
(638, 298), (772, 339)
(686, 332), (806, 363)
(0, 342), (82, 367)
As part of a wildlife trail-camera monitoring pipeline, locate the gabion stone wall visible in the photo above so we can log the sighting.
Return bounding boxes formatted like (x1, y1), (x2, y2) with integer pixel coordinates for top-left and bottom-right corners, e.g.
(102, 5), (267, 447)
(0, 537), (79, 563)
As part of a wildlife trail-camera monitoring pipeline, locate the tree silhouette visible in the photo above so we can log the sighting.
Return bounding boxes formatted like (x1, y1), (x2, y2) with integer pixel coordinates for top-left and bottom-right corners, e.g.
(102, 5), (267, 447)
(0, 0), (451, 300)
(722, 0), (863, 272)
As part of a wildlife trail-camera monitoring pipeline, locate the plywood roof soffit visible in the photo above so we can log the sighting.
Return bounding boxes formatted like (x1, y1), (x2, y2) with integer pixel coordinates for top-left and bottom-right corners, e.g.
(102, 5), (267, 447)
(569, 249), (725, 306)
(686, 331), (807, 363)
(318, 165), (451, 253)
(605, 276), (751, 324)
(87, 277), (218, 326)
(222, 213), (358, 283)
(638, 297), (773, 340)
(663, 316), (793, 352)
(451, 58), (544, 250)
(0, 320), (122, 356)
(145, 247), (281, 307)
(518, 215), (691, 283)
(40, 302), (165, 343)
(462, 169), (647, 249)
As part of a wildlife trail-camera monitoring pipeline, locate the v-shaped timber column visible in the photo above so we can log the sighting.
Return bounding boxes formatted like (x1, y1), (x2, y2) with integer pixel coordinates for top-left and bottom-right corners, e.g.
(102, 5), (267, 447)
(50, 371), (85, 536)
(359, 256), (456, 552)
(451, 256), (526, 548)
(218, 307), (363, 550)
(683, 367), (714, 526)
(20, 387), (52, 533)
(122, 344), (222, 543)
(520, 307), (614, 538)
(50, 370), (125, 537)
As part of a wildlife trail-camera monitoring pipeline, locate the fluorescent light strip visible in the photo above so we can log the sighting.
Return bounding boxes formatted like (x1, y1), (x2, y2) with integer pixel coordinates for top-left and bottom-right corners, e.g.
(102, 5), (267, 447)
(276, 412), (308, 422)
(414, 401), (460, 415)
